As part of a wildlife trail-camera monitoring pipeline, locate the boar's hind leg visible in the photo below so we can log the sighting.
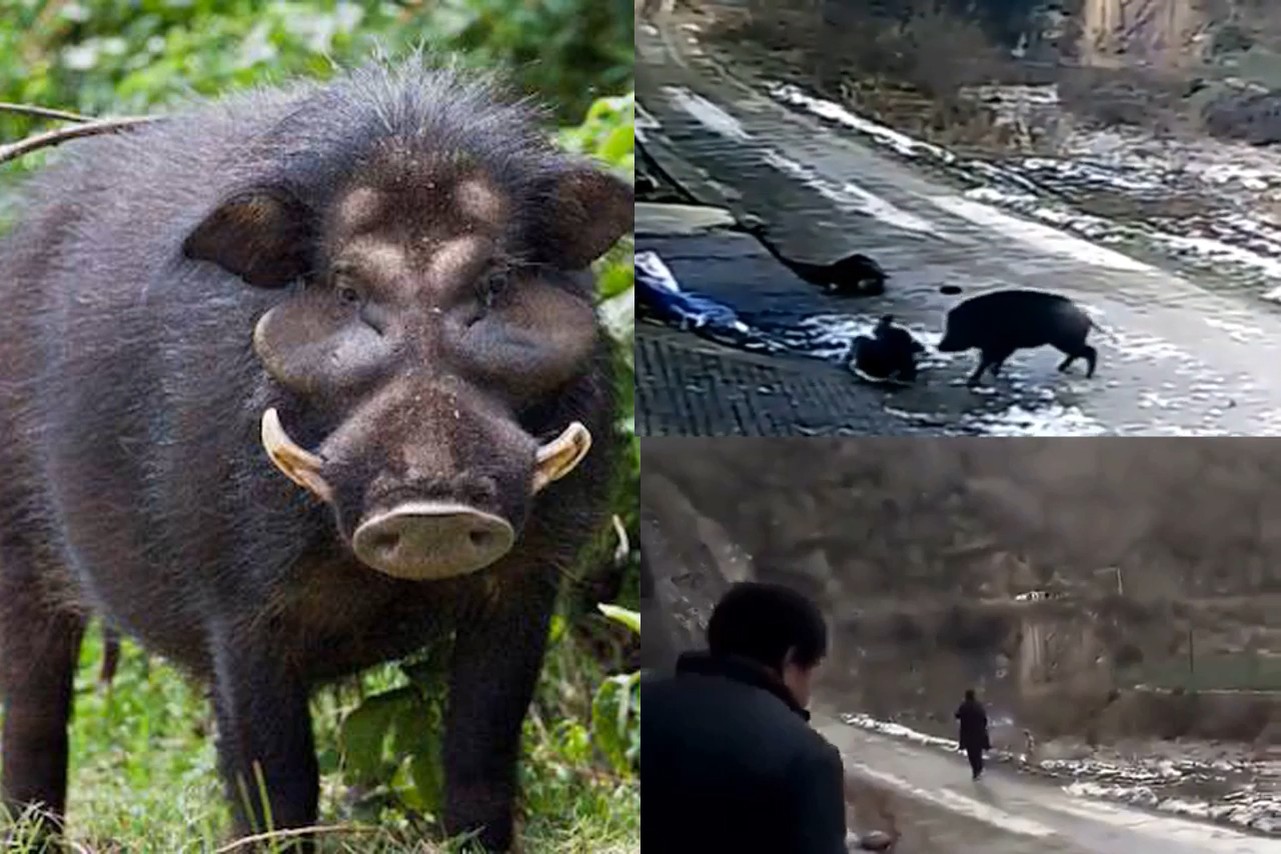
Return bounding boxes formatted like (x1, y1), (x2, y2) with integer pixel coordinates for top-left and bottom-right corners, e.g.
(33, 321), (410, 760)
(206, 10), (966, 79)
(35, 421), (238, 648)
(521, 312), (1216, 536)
(443, 566), (560, 851)
(1055, 342), (1097, 378)
(0, 561), (85, 833)
(210, 637), (318, 847)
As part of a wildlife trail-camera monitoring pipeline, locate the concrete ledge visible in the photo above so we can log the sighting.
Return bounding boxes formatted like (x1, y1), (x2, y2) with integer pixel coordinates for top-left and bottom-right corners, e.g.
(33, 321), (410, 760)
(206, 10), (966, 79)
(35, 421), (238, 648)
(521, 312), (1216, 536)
(636, 201), (739, 236)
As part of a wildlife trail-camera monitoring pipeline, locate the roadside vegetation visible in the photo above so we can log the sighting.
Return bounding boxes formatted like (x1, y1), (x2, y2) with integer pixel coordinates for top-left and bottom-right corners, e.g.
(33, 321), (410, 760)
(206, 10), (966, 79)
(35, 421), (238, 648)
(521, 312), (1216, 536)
(686, 0), (1281, 154)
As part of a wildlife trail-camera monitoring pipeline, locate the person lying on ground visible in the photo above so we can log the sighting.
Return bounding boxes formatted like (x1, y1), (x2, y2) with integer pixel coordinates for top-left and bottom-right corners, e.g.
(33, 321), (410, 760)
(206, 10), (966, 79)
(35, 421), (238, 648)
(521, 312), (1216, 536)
(848, 315), (925, 385)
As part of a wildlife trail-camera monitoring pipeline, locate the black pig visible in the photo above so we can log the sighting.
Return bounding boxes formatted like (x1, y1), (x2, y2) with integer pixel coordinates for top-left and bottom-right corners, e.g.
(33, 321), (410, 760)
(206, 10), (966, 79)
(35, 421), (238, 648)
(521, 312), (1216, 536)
(0, 60), (632, 851)
(936, 289), (1100, 387)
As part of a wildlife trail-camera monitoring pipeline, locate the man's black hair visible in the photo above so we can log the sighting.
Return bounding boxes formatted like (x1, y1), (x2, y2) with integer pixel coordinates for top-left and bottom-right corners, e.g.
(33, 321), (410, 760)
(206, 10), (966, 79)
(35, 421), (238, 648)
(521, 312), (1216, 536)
(706, 581), (828, 672)
(964, 689), (976, 701)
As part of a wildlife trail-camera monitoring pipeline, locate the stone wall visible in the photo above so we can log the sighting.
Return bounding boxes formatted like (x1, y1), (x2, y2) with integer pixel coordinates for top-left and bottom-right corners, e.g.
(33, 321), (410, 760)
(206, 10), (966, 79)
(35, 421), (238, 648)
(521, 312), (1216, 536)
(1078, 0), (1206, 66)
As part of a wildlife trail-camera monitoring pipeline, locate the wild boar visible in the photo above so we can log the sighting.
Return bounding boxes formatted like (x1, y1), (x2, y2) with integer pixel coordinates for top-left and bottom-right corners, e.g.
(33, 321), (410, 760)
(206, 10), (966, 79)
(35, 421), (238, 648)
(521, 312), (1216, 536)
(0, 59), (633, 851)
(936, 289), (1100, 387)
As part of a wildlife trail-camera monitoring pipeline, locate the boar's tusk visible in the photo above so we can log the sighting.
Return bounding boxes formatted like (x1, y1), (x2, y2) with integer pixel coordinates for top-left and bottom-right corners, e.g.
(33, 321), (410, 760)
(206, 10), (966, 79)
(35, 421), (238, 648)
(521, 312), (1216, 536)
(531, 422), (592, 494)
(261, 407), (333, 502)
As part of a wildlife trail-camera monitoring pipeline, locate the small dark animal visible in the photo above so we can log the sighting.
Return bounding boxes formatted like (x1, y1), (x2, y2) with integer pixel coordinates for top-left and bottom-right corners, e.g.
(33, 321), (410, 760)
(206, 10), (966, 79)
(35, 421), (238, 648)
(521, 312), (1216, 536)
(742, 221), (887, 296)
(790, 253), (887, 296)
(0, 60), (632, 851)
(938, 284), (963, 296)
(849, 315), (924, 385)
(937, 289), (1101, 387)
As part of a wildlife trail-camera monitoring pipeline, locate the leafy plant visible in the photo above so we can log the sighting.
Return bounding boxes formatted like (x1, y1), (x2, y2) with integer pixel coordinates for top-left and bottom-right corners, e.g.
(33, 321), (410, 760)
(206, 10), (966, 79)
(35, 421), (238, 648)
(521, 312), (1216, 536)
(591, 604), (641, 776)
(0, 0), (631, 146)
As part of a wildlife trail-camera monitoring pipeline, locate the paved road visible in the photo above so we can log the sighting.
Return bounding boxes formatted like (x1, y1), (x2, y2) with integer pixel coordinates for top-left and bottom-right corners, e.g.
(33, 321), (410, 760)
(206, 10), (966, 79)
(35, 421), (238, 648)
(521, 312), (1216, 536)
(637, 12), (1281, 436)
(816, 714), (1280, 854)
(637, 322), (929, 435)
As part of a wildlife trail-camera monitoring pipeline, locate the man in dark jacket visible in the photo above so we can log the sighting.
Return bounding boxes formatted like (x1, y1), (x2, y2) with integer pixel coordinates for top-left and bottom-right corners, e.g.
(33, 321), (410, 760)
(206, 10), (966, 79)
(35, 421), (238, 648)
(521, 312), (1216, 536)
(955, 689), (991, 780)
(642, 581), (848, 854)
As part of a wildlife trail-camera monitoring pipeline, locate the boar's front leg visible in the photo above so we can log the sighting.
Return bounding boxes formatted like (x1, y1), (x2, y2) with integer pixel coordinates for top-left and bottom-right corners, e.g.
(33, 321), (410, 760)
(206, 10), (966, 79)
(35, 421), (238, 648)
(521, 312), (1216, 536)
(443, 566), (560, 851)
(209, 630), (318, 847)
(0, 556), (85, 835)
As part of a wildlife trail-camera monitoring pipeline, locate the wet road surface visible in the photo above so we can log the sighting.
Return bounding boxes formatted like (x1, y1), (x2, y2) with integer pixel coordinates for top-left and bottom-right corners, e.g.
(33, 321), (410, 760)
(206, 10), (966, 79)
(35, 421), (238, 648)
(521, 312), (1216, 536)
(637, 14), (1281, 435)
(816, 713), (1280, 854)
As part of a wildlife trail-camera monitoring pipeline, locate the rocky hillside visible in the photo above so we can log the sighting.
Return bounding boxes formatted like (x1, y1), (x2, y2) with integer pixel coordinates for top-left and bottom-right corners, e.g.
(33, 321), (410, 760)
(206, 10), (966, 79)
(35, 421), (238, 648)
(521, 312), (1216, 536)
(641, 438), (1281, 743)
(644, 437), (1281, 602)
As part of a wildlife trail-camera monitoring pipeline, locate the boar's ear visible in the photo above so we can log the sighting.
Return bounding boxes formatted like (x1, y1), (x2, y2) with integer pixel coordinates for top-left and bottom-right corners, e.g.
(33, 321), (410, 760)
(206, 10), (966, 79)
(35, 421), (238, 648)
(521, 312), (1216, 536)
(540, 165), (634, 270)
(183, 188), (313, 288)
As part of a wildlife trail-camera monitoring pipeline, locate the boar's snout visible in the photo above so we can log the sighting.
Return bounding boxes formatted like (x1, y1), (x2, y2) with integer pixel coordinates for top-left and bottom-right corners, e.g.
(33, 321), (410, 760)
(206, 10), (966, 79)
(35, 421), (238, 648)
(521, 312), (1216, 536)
(260, 408), (592, 580)
(352, 501), (515, 580)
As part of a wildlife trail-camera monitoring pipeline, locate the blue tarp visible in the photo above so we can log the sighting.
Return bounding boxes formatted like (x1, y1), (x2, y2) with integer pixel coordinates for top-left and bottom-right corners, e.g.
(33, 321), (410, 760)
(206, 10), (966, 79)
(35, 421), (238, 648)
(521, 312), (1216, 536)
(635, 250), (781, 353)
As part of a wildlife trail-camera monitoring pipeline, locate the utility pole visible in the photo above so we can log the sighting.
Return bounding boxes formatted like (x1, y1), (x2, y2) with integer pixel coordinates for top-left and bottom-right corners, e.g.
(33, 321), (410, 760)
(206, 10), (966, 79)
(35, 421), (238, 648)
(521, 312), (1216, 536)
(1187, 628), (1195, 687)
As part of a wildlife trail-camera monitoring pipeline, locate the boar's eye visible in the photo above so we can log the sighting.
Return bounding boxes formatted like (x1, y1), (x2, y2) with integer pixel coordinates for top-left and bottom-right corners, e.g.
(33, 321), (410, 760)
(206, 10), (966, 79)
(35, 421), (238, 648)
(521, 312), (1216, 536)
(478, 269), (509, 309)
(338, 285), (361, 305)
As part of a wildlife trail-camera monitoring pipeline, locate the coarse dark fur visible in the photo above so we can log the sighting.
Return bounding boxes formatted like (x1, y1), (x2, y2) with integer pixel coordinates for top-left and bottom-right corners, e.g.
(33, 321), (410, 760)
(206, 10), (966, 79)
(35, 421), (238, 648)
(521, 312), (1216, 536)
(936, 288), (1099, 387)
(0, 58), (631, 850)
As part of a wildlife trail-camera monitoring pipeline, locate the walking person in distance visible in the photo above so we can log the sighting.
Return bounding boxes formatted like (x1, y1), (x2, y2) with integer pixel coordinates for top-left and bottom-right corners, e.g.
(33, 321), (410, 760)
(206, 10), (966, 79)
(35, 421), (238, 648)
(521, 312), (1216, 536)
(955, 688), (991, 780)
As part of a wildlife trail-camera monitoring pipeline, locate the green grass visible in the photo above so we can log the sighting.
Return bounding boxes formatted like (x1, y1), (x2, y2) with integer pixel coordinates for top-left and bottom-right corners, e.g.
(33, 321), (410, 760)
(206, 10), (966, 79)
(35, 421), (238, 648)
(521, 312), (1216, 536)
(1, 620), (638, 853)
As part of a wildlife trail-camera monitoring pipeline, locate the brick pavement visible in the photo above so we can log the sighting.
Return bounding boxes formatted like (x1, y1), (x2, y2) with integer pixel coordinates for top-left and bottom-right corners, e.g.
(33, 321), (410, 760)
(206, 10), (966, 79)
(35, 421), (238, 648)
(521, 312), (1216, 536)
(635, 324), (923, 436)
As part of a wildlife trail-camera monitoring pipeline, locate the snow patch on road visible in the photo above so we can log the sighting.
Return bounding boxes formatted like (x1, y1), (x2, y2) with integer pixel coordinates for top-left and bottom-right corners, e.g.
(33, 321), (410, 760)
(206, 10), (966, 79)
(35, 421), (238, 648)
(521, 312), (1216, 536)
(841, 713), (1281, 836)
(1047, 791), (1276, 851)
(635, 103), (661, 144)
(930, 195), (1155, 273)
(1065, 781), (1280, 838)
(843, 759), (1059, 838)
(664, 85), (749, 140)
(958, 402), (1108, 436)
(966, 185), (1281, 289)
(765, 78), (1281, 298)
(768, 81), (956, 165)
(761, 151), (937, 234)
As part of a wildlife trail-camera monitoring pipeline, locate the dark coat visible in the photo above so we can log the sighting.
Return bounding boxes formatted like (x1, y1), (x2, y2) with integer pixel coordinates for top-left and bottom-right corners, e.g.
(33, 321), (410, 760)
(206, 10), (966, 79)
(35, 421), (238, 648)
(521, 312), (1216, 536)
(955, 698), (991, 751)
(642, 651), (848, 854)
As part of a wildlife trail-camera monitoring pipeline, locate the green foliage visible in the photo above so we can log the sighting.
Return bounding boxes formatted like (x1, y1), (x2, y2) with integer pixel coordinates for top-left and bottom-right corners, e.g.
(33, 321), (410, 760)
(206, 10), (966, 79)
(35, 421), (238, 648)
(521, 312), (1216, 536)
(0, 0), (631, 144)
(411, 0), (633, 116)
(572, 91), (638, 621)
(590, 605), (641, 776)
(597, 603), (641, 636)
